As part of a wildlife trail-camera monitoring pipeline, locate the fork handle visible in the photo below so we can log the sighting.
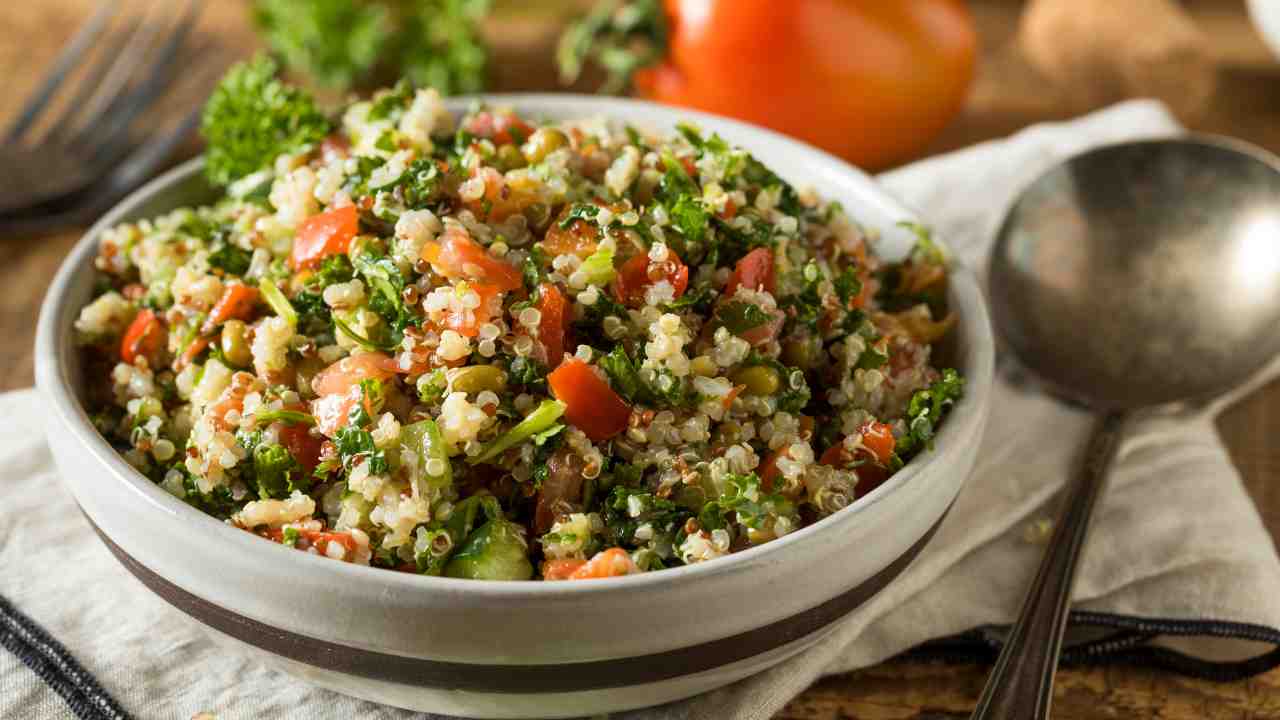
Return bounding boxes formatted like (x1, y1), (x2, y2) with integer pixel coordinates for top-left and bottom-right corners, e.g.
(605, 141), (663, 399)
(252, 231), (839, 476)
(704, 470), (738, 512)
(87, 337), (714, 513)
(969, 411), (1127, 720)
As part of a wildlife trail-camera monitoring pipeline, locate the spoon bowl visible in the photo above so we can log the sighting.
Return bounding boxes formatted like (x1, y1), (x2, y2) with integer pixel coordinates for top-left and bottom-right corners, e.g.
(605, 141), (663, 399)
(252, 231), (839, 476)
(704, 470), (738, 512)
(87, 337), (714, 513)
(990, 136), (1280, 410)
(975, 135), (1280, 720)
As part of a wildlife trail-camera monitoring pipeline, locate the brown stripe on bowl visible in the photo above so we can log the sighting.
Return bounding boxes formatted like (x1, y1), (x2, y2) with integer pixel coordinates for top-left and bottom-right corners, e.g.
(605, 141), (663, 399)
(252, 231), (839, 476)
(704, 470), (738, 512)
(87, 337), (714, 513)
(85, 505), (949, 693)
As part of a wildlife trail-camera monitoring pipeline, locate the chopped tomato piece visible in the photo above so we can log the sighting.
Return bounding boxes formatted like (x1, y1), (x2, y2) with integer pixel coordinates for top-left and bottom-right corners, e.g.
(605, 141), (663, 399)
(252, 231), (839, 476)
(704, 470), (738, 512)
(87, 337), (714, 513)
(266, 527), (358, 554)
(612, 250), (689, 307)
(290, 205), (359, 270)
(313, 531), (358, 553)
(543, 206), (601, 259)
(567, 548), (639, 580)
(535, 447), (585, 534)
(856, 464), (891, 495)
(547, 358), (632, 443)
(858, 420), (897, 465)
(311, 352), (400, 397)
(422, 227), (523, 292)
(819, 443), (880, 491)
(720, 197), (738, 220)
(819, 420), (897, 495)
(206, 375), (255, 432)
(312, 394), (360, 438)
(542, 549), (638, 581)
(310, 352), (401, 436)
(759, 447), (785, 490)
(678, 155), (698, 179)
(277, 422), (324, 473)
(724, 247), (776, 296)
(463, 110), (534, 145)
(444, 282), (505, 338)
(120, 309), (165, 366)
(819, 421), (896, 468)
(818, 443), (849, 469)
(542, 558), (587, 581)
(201, 283), (260, 334)
(534, 283), (570, 369)
(757, 423), (816, 491)
(462, 167), (540, 222)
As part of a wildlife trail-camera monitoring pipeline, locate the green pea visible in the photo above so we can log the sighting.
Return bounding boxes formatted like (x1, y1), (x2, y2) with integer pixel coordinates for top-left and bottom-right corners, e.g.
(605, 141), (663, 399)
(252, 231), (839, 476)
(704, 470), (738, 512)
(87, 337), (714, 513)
(781, 338), (817, 370)
(220, 320), (252, 368)
(731, 365), (781, 396)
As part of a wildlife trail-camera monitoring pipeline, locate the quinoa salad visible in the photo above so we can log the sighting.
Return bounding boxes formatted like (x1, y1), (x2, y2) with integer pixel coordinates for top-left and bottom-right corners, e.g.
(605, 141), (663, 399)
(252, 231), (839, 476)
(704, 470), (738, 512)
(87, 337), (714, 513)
(74, 58), (964, 582)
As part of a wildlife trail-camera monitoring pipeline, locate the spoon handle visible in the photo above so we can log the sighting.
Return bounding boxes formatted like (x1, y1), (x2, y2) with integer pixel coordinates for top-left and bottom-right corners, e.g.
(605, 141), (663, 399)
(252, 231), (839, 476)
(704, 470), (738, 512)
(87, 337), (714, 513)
(969, 411), (1127, 720)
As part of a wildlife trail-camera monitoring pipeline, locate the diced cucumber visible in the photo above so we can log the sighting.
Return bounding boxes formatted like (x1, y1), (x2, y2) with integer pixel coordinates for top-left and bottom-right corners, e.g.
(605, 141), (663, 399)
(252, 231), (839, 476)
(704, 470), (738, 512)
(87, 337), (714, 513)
(444, 516), (534, 581)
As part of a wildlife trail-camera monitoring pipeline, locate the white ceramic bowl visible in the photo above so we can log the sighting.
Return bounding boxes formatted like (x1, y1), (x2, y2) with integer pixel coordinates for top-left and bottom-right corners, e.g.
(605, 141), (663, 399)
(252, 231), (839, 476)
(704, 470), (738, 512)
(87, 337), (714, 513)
(35, 95), (993, 718)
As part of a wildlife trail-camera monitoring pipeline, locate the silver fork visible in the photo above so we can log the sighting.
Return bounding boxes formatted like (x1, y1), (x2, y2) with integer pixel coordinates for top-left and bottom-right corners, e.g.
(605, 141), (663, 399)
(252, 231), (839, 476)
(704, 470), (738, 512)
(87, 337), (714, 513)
(0, 0), (206, 228)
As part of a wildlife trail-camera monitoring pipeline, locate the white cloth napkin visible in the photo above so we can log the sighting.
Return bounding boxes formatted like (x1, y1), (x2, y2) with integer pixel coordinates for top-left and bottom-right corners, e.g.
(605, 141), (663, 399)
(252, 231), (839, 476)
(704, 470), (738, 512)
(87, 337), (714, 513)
(5, 100), (1280, 720)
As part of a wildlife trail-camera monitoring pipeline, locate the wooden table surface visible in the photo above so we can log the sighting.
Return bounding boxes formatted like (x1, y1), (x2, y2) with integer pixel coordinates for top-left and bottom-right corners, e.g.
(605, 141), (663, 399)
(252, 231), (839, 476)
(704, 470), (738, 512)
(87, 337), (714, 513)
(5, 1), (1280, 717)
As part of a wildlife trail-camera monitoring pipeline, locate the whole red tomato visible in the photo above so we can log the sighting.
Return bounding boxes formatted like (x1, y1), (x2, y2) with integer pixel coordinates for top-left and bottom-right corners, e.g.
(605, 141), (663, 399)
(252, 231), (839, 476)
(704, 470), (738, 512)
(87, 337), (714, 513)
(628, 1), (977, 170)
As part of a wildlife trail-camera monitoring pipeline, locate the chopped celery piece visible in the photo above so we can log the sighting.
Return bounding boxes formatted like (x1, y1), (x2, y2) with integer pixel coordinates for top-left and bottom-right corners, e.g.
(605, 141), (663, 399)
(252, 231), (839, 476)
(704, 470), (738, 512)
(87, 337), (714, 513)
(259, 278), (296, 327)
(579, 247), (616, 286)
(469, 399), (566, 464)
(444, 516), (534, 581)
(254, 408), (316, 427)
(400, 418), (452, 500)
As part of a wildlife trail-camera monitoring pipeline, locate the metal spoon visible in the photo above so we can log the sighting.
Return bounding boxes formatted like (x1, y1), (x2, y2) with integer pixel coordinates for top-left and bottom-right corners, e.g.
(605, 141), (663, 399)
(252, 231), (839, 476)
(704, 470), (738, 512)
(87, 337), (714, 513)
(973, 136), (1280, 720)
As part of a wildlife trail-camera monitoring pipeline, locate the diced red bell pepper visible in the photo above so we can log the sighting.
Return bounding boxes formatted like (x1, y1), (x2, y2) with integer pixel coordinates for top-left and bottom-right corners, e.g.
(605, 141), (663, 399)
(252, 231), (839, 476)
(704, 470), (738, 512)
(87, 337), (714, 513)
(535, 283), (570, 369)
(120, 309), (165, 366)
(547, 358), (631, 443)
(201, 283), (260, 334)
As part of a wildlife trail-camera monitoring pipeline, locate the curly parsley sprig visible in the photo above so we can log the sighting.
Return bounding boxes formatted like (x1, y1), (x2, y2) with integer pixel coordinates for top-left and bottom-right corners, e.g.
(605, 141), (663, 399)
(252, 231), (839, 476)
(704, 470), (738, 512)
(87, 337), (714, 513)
(199, 56), (333, 187)
(253, 0), (491, 94)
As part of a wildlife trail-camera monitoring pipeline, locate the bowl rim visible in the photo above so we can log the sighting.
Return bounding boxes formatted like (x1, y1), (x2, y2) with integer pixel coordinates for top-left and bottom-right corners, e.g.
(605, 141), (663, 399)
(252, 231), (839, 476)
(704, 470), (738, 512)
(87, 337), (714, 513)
(35, 92), (994, 598)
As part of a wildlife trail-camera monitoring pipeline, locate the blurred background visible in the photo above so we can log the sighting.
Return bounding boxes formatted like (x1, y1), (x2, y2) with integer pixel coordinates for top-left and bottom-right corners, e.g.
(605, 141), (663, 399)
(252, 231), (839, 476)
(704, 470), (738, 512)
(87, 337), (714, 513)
(7, 0), (1280, 174)
(4, 0), (1280, 715)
